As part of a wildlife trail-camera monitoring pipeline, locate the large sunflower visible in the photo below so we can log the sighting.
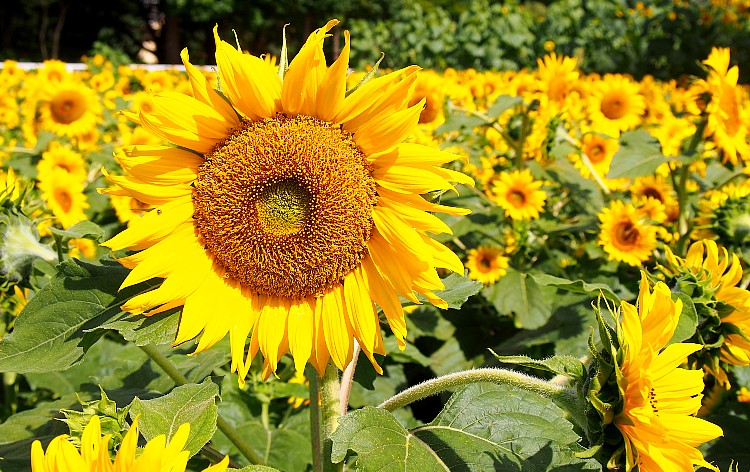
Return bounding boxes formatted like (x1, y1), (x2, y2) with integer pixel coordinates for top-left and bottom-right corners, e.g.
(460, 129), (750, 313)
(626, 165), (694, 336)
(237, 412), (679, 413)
(102, 21), (472, 383)
(614, 274), (722, 471)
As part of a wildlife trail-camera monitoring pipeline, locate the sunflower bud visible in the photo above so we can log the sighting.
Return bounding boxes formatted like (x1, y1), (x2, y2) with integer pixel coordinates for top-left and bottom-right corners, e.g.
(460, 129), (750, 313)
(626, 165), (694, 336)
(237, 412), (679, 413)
(0, 209), (56, 288)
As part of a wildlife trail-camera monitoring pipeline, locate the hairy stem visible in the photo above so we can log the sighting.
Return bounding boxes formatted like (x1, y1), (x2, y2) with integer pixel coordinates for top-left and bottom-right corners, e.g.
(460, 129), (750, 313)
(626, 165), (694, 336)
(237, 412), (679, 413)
(339, 342), (360, 416)
(378, 368), (587, 430)
(320, 362), (343, 472)
(307, 365), (323, 472)
(138, 344), (263, 466)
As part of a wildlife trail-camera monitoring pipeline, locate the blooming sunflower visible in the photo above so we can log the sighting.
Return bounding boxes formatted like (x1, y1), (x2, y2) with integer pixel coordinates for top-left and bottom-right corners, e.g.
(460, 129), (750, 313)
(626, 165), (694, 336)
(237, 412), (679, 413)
(102, 21), (472, 383)
(31, 415), (228, 472)
(465, 245), (509, 285)
(37, 169), (89, 229)
(490, 169), (546, 221)
(37, 142), (88, 182)
(588, 74), (645, 137)
(38, 78), (101, 138)
(614, 274), (723, 471)
(535, 52), (579, 106)
(597, 200), (657, 266)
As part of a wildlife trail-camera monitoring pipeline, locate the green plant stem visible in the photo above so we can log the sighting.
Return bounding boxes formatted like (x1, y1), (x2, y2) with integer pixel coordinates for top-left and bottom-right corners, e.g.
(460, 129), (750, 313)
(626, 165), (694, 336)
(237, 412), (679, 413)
(138, 344), (263, 466)
(321, 362), (343, 472)
(307, 365), (323, 472)
(675, 118), (707, 254)
(377, 368), (587, 430)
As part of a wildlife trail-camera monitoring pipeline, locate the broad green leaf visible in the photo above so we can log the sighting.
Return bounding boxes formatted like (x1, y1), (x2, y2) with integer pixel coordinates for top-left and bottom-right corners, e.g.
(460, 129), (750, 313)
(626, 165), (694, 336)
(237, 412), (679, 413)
(384, 336), (431, 367)
(129, 378), (219, 459)
(0, 259), (156, 373)
(213, 421), (312, 471)
(24, 339), (174, 395)
(49, 220), (104, 241)
(606, 129), (667, 179)
(530, 273), (620, 303)
(482, 268), (552, 329)
(416, 273), (482, 310)
(435, 112), (488, 135)
(487, 94), (523, 119)
(406, 306), (456, 341)
(492, 353), (585, 379)
(99, 309), (180, 346)
(332, 383), (598, 471)
(669, 293), (698, 345)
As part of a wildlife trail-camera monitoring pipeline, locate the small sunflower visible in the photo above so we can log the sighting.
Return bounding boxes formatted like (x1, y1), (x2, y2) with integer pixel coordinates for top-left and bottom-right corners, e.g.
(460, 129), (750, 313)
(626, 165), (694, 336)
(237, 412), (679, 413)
(490, 169), (546, 221)
(102, 21), (472, 384)
(37, 142), (88, 182)
(588, 74), (645, 137)
(31, 415), (228, 472)
(598, 200), (657, 266)
(574, 131), (619, 184)
(614, 274), (723, 471)
(465, 245), (509, 285)
(535, 52), (579, 105)
(37, 169), (89, 229)
(38, 78), (101, 138)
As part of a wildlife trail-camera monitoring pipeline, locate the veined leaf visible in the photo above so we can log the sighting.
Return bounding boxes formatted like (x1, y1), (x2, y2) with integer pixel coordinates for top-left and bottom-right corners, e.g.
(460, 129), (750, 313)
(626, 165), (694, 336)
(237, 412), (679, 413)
(332, 383), (598, 471)
(606, 130), (667, 179)
(482, 268), (552, 329)
(129, 378), (219, 460)
(0, 259), (157, 373)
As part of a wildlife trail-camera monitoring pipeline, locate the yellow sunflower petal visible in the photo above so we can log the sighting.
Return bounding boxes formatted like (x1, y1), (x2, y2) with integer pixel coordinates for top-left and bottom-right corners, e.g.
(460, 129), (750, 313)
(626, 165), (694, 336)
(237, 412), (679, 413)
(288, 298), (315, 374)
(344, 269), (380, 369)
(180, 48), (240, 127)
(213, 25), (281, 120)
(282, 19), (339, 116)
(354, 98), (424, 154)
(103, 196), (194, 251)
(321, 285), (354, 370)
(316, 30), (350, 121)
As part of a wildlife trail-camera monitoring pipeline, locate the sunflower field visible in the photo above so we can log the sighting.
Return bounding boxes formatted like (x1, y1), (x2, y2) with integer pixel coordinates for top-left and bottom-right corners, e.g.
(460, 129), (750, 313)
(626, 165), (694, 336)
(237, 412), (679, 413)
(1, 1), (750, 471)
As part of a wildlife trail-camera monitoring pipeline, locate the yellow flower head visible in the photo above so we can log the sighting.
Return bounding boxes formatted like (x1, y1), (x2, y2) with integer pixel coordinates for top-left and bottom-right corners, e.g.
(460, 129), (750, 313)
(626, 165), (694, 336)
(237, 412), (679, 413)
(38, 78), (102, 138)
(588, 74), (646, 137)
(31, 415), (228, 472)
(465, 245), (509, 285)
(101, 20), (472, 384)
(37, 141), (88, 183)
(597, 200), (657, 266)
(536, 52), (579, 105)
(37, 169), (89, 229)
(490, 169), (546, 221)
(614, 274), (723, 471)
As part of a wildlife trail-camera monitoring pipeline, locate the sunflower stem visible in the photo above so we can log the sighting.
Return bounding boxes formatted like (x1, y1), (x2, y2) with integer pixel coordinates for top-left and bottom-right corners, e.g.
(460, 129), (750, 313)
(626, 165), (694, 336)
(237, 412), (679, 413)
(138, 344), (264, 466)
(307, 365), (323, 472)
(321, 362), (343, 472)
(339, 342), (360, 416)
(378, 368), (587, 429)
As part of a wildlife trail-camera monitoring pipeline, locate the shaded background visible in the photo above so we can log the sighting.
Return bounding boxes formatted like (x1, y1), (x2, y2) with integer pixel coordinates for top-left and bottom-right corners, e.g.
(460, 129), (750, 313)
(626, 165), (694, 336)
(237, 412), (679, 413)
(1, 0), (749, 81)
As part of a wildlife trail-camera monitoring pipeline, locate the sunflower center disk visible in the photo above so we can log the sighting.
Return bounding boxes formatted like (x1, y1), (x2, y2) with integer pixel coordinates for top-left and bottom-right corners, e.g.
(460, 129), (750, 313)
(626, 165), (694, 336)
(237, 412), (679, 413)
(193, 114), (377, 300)
(255, 180), (313, 237)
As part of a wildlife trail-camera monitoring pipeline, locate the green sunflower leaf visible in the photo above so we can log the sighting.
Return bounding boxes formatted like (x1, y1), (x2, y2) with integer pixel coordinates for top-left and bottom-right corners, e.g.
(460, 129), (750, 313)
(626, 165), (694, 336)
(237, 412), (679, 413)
(487, 94), (523, 119)
(529, 273), (621, 303)
(606, 129), (667, 179)
(482, 268), (553, 329)
(414, 273), (483, 310)
(491, 352), (586, 380)
(331, 383), (598, 471)
(668, 293), (699, 345)
(129, 378), (219, 460)
(48, 220), (105, 241)
(0, 258), (157, 374)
